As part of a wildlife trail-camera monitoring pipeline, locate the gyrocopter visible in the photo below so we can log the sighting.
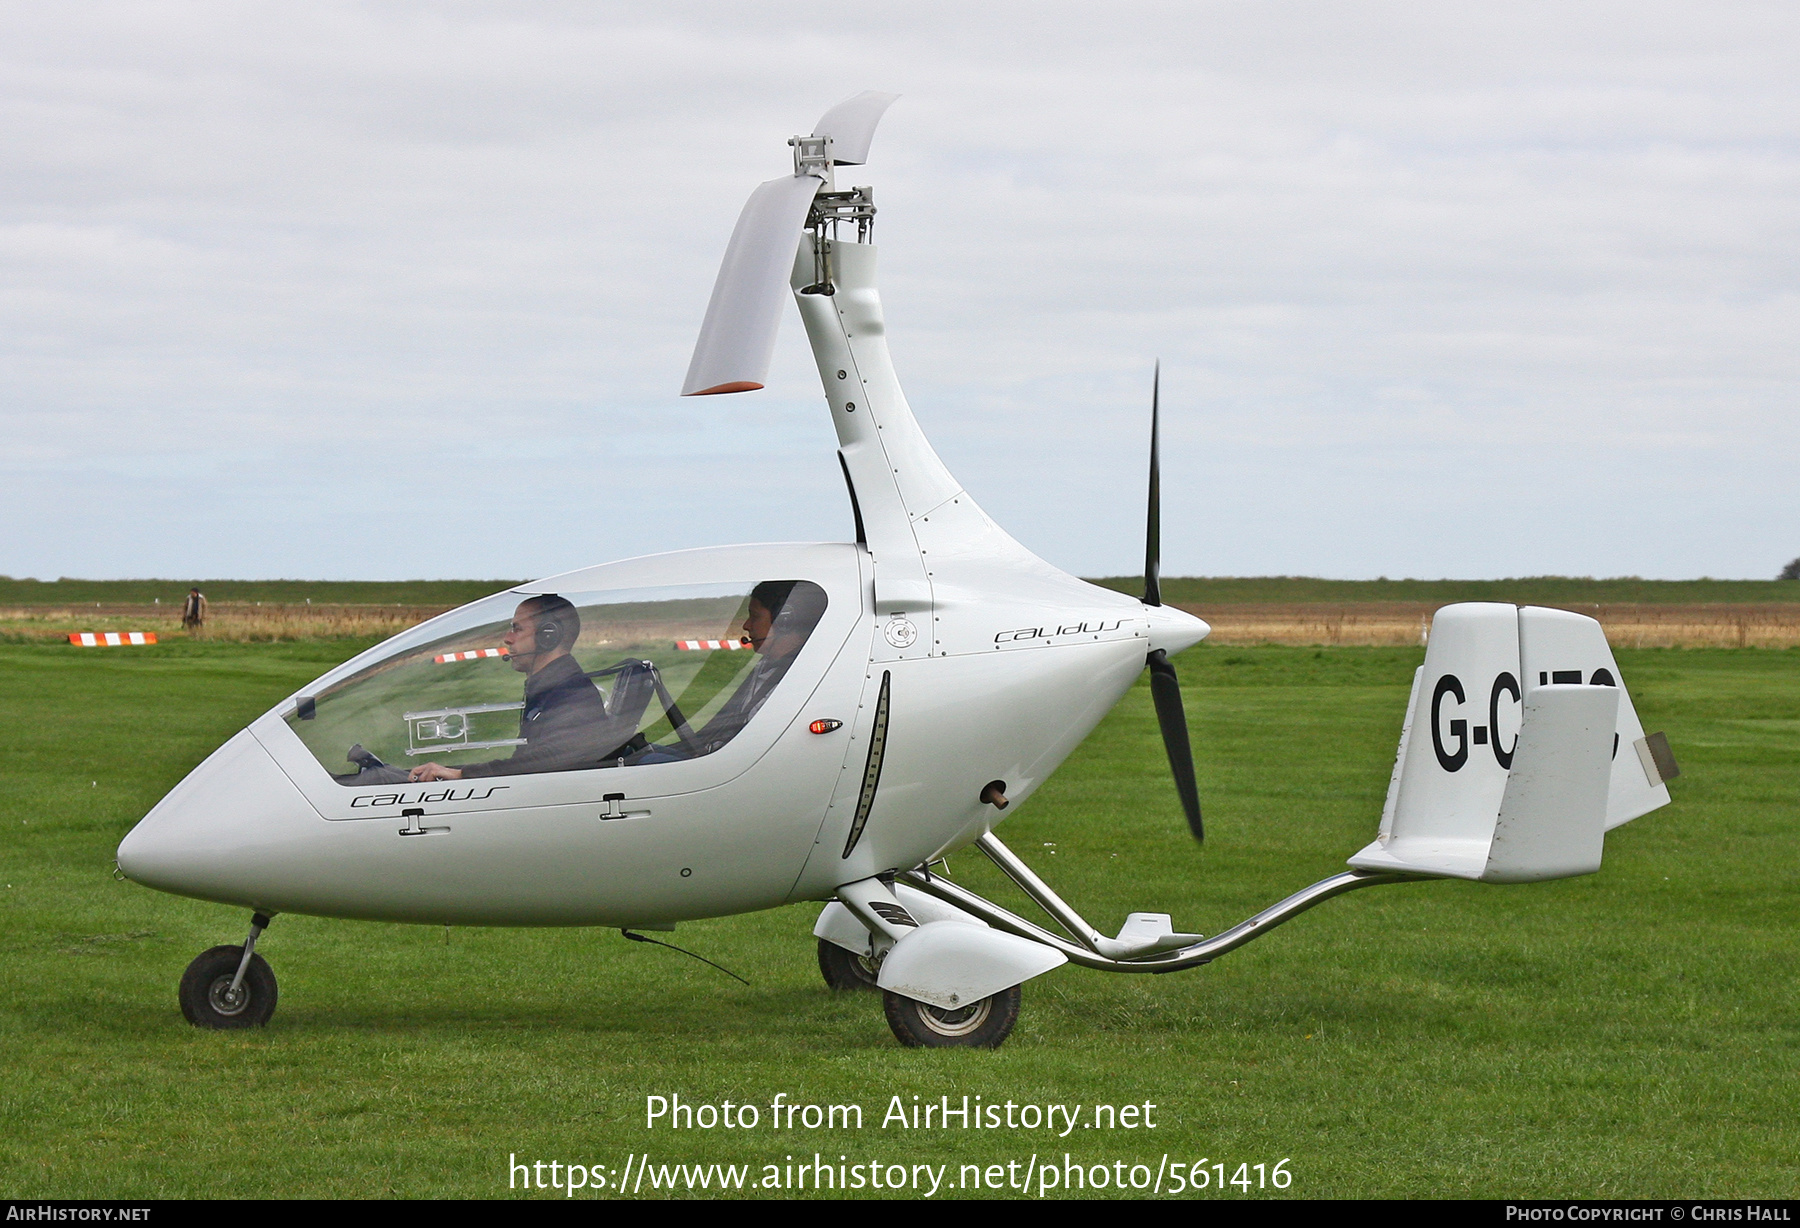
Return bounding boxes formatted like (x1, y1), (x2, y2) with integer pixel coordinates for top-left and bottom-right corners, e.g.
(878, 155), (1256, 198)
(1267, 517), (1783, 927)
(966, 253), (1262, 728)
(117, 92), (1679, 1048)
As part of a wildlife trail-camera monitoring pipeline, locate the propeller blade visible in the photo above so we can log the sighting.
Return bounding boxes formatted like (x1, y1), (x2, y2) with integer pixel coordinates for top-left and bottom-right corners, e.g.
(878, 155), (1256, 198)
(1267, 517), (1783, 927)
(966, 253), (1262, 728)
(812, 91), (899, 166)
(1140, 367), (1199, 838)
(681, 173), (824, 396)
(1142, 361), (1161, 606)
(1147, 648), (1203, 841)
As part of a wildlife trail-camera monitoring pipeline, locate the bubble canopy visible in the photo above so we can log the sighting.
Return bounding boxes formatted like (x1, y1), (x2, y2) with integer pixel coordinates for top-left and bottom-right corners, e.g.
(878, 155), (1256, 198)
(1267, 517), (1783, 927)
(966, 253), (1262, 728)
(284, 580), (829, 785)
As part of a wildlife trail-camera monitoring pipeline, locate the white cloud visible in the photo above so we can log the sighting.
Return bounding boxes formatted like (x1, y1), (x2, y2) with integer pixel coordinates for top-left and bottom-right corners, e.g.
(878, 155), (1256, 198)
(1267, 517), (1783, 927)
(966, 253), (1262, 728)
(1, 0), (1795, 580)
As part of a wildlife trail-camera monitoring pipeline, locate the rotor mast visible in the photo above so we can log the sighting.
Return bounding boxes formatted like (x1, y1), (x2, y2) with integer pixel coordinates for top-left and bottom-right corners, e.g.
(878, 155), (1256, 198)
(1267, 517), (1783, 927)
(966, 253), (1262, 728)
(679, 92), (1049, 619)
(788, 177), (962, 615)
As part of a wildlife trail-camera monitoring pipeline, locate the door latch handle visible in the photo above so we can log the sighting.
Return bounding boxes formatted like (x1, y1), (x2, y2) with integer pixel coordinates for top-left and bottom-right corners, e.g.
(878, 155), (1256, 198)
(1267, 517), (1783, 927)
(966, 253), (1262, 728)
(398, 807), (451, 836)
(600, 793), (652, 821)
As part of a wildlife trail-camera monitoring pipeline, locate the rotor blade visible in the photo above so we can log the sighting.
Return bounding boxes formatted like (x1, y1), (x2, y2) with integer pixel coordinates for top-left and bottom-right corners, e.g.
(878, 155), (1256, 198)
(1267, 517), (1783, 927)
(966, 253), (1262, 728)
(1147, 648), (1203, 842)
(1142, 361), (1161, 606)
(812, 90), (900, 166)
(681, 174), (824, 396)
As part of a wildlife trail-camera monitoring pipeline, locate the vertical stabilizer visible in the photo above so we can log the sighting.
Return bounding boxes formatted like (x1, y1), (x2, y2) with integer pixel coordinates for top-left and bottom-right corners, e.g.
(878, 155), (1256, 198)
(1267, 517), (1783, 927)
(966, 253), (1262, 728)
(1353, 603), (1520, 877)
(1349, 602), (1669, 883)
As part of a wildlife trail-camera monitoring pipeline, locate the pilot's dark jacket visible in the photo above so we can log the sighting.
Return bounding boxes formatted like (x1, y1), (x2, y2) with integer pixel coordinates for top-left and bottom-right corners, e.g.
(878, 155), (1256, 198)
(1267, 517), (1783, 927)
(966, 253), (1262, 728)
(459, 654), (610, 778)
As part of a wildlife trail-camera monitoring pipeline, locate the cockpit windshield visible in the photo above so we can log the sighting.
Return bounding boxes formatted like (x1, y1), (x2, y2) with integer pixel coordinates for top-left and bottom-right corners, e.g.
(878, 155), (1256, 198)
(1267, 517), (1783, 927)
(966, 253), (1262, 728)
(284, 580), (828, 785)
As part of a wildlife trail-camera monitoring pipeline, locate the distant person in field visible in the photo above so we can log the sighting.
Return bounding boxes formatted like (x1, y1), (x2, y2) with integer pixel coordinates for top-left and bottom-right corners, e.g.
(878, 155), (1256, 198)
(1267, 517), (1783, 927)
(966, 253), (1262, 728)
(180, 587), (207, 632)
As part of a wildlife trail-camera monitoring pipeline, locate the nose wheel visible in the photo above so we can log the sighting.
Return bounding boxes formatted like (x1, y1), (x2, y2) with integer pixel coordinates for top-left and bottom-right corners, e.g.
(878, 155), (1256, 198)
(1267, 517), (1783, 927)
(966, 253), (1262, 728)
(180, 913), (278, 1029)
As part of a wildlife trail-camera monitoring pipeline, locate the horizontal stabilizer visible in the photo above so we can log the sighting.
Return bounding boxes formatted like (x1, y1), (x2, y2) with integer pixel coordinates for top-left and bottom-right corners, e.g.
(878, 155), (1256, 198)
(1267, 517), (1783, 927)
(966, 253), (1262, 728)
(1349, 602), (1670, 883)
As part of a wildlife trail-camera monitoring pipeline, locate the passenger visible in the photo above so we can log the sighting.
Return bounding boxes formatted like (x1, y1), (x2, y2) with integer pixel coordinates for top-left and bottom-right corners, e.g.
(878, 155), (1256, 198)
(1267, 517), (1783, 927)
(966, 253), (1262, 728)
(408, 594), (607, 781)
(689, 580), (829, 753)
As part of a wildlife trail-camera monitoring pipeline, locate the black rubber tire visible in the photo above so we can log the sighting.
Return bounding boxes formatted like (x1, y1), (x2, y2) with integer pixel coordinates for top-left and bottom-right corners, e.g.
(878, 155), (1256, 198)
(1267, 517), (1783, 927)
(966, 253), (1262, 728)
(817, 938), (881, 992)
(882, 983), (1021, 1049)
(179, 945), (278, 1029)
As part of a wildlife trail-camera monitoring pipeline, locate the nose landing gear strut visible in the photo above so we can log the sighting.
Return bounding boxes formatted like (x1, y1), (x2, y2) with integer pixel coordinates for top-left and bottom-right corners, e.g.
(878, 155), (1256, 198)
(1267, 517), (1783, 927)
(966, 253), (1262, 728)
(179, 912), (278, 1029)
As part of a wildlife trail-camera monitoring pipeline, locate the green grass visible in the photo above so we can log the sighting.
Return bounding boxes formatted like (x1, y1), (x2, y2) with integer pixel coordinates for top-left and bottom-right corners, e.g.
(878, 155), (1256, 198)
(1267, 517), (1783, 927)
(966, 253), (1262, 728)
(1, 639), (1794, 1198)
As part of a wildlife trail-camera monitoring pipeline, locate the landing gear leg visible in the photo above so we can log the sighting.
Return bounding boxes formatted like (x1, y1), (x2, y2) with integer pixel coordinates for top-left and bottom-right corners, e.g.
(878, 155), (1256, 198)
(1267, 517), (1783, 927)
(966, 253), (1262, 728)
(180, 912), (279, 1029)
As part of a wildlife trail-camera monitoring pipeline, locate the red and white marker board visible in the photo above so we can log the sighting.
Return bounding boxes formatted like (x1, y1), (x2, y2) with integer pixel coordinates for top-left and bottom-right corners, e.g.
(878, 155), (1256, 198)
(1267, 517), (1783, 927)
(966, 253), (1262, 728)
(434, 647), (510, 664)
(70, 632), (158, 647)
(675, 639), (752, 651)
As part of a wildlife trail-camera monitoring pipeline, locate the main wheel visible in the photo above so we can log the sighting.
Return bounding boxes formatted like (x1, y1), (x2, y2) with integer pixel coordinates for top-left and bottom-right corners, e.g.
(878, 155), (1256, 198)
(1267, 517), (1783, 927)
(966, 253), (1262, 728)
(179, 945), (278, 1029)
(882, 984), (1021, 1049)
(817, 938), (880, 992)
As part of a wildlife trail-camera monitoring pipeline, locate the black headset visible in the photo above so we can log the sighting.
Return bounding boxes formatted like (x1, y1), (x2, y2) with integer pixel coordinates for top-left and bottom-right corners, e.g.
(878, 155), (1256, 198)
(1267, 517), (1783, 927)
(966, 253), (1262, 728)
(534, 619), (562, 653)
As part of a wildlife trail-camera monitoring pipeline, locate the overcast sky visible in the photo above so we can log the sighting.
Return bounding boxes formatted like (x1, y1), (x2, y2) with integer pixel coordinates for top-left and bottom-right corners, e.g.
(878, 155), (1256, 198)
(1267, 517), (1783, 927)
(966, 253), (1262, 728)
(3, 1), (1795, 582)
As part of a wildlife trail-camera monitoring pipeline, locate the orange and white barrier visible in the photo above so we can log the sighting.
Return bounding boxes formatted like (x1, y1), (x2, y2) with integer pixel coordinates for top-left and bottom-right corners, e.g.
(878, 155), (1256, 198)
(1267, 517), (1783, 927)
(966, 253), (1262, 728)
(675, 638), (752, 651)
(435, 647), (510, 663)
(70, 632), (158, 647)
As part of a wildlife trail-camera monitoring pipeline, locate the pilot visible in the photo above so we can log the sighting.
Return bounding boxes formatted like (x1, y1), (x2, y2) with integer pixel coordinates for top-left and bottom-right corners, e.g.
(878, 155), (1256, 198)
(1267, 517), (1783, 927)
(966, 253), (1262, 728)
(409, 594), (607, 782)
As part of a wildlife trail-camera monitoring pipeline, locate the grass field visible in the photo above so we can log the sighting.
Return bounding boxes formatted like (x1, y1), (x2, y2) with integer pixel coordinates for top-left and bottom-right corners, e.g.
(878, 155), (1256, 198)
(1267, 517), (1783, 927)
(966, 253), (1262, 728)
(1, 637), (1795, 1199)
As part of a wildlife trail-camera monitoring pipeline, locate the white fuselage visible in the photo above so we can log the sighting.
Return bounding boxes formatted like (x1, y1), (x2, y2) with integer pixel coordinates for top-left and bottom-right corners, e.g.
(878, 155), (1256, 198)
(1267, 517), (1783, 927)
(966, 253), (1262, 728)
(116, 233), (1209, 928)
